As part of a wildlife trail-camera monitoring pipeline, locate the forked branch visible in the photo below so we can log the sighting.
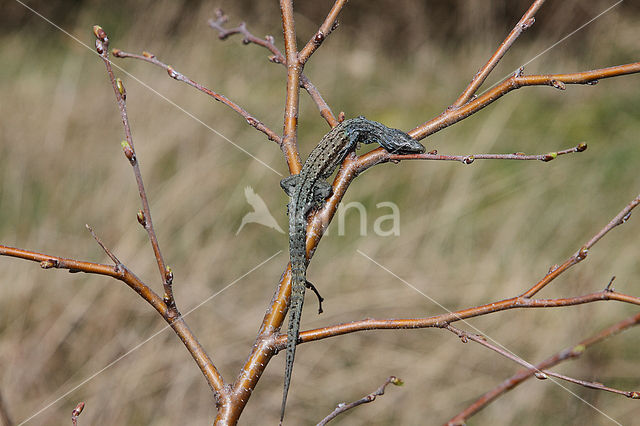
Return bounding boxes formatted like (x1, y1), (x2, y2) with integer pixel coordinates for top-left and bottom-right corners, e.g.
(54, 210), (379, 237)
(447, 311), (640, 424)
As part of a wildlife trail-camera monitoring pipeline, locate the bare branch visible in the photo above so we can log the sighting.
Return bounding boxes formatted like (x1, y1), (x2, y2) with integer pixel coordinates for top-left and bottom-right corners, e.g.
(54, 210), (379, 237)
(387, 142), (587, 164)
(208, 10), (338, 127)
(411, 62), (640, 141)
(298, 0), (347, 65)
(317, 376), (403, 425)
(448, 312), (640, 424)
(522, 192), (640, 297)
(451, 0), (545, 108)
(111, 49), (281, 144)
(93, 26), (174, 307)
(445, 324), (640, 400)
(276, 289), (640, 349)
(279, 0), (303, 174)
(85, 224), (123, 270)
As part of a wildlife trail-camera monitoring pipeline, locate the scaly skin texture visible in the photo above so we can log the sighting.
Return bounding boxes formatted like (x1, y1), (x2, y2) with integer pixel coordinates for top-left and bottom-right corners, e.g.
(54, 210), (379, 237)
(279, 116), (425, 424)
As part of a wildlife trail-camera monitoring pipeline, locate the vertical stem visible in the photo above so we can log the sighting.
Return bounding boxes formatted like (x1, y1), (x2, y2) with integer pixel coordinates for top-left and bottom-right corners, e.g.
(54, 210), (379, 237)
(279, 0), (303, 174)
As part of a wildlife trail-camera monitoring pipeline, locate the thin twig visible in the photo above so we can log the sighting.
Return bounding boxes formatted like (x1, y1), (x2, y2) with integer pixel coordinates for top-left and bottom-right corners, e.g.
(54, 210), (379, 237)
(0, 243), (227, 397)
(388, 142), (587, 164)
(451, 0), (546, 108)
(281, 289), (640, 349)
(448, 311), (640, 424)
(522, 192), (640, 297)
(317, 376), (403, 425)
(444, 324), (640, 400)
(85, 224), (123, 270)
(111, 49), (281, 144)
(208, 10), (338, 127)
(411, 62), (640, 141)
(298, 0), (347, 65)
(93, 27), (174, 308)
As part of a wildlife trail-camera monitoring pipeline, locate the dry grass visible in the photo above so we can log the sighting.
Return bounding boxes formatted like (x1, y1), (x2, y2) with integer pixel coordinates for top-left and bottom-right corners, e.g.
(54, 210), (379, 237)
(1, 1), (639, 425)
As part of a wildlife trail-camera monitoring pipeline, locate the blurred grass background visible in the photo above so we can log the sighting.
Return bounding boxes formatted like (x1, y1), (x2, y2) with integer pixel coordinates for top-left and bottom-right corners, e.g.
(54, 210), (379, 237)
(1, 0), (639, 424)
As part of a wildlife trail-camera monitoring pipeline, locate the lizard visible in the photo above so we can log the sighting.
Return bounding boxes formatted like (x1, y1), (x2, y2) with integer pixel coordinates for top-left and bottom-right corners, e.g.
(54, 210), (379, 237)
(279, 116), (425, 424)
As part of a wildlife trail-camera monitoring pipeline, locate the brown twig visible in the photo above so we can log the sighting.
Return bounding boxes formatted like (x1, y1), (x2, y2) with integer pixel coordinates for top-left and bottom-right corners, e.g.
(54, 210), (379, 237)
(298, 0), (346, 65)
(279, 0), (303, 174)
(93, 26), (174, 308)
(71, 402), (84, 426)
(282, 290), (640, 349)
(447, 312), (640, 425)
(317, 376), (403, 425)
(388, 142), (587, 164)
(445, 324), (640, 401)
(521, 192), (640, 297)
(0, 389), (12, 426)
(208, 10), (338, 127)
(411, 62), (640, 141)
(0, 243), (226, 398)
(111, 49), (282, 144)
(451, 0), (545, 108)
(85, 224), (123, 270)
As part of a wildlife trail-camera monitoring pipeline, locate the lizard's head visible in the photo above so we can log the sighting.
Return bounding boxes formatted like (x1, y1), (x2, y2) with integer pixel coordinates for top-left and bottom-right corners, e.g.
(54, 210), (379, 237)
(386, 128), (426, 154)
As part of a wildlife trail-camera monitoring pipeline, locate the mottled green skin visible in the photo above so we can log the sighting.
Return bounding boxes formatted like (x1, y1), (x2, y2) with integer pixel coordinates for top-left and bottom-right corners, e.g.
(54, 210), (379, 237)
(279, 117), (425, 423)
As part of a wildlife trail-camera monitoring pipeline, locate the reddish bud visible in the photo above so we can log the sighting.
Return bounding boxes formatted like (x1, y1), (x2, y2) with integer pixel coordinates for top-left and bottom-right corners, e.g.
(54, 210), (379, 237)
(165, 266), (174, 285)
(314, 31), (325, 44)
(576, 142), (587, 152)
(142, 51), (155, 59)
(121, 140), (135, 163)
(40, 259), (57, 269)
(136, 210), (146, 227)
(462, 155), (475, 165)
(167, 66), (178, 79)
(95, 39), (105, 55)
(542, 152), (557, 162)
(93, 25), (107, 42)
(72, 402), (85, 417)
(550, 79), (566, 90)
(111, 48), (123, 57)
(428, 149), (438, 155)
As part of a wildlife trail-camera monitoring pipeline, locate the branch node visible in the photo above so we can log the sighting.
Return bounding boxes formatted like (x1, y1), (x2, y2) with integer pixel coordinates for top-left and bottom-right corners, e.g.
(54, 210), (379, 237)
(514, 66), (525, 78)
(136, 209), (147, 227)
(604, 276), (616, 292)
(166, 65), (179, 79)
(550, 79), (566, 90)
(541, 152), (557, 162)
(521, 17), (535, 30)
(622, 211), (632, 223)
(120, 140), (136, 164)
(115, 78), (126, 100)
(40, 259), (58, 269)
(534, 371), (548, 380)
(575, 246), (589, 261)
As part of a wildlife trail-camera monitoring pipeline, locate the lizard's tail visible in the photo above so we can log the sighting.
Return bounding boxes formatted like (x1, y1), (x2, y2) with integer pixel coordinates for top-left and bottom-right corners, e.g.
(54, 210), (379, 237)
(280, 274), (304, 424)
